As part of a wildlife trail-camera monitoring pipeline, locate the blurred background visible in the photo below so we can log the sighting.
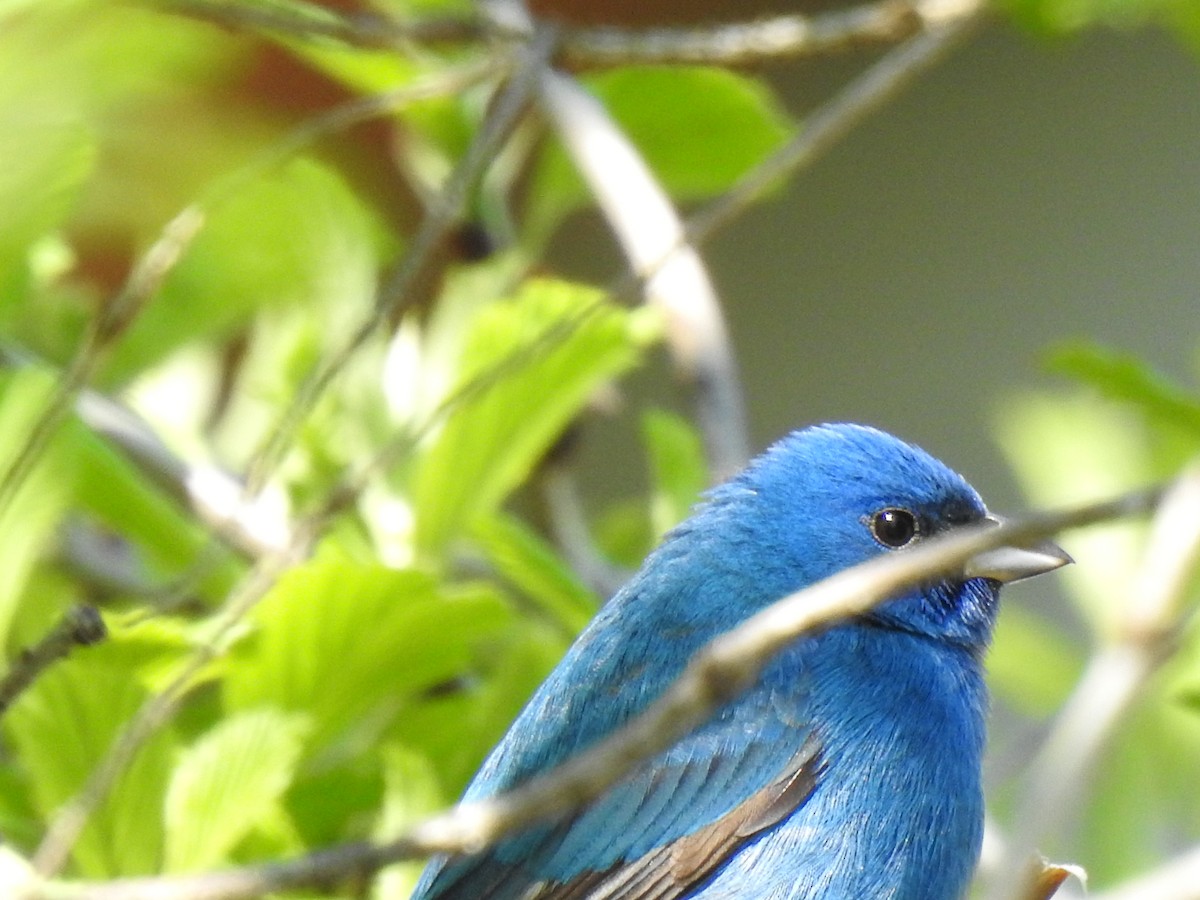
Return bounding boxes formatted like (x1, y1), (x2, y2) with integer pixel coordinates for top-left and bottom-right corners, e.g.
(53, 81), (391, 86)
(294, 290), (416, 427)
(1, 1), (1198, 896)
(548, 12), (1200, 512)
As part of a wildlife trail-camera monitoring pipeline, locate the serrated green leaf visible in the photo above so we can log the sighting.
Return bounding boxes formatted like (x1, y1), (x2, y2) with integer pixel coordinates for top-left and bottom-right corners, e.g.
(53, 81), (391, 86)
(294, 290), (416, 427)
(4, 655), (176, 876)
(390, 621), (566, 793)
(472, 514), (598, 635)
(107, 158), (384, 382)
(224, 555), (514, 753)
(1047, 341), (1200, 437)
(530, 66), (793, 236)
(414, 278), (650, 557)
(642, 408), (707, 538)
(164, 708), (309, 873)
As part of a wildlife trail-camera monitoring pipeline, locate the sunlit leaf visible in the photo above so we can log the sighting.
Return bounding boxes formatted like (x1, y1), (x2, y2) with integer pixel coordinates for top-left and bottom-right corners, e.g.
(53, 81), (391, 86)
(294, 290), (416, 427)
(994, 393), (1151, 637)
(530, 66), (793, 235)
(109, 158), (384, 381)
(4, 655), (176, 876)
(1047, 341), (1200, 437)
(472, 514), (598, 635)
(224, 553), (514, 753)
(414, 278), (652, 557)
(989, 604), (1086, 716)
(164, 709), (309, 873)
(390, 622), (566, 794)
(0, 120), (93, 307)
(0, 367), (76, 650)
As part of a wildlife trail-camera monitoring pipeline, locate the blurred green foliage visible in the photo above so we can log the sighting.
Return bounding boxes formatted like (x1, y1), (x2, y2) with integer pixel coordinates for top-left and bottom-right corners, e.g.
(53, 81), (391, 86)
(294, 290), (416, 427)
(0, 1), (1194, 897)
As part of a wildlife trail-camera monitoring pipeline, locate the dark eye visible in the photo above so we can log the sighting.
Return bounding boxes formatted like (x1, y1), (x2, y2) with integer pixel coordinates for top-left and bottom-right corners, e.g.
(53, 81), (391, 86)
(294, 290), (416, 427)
(870, 508), (919, 548)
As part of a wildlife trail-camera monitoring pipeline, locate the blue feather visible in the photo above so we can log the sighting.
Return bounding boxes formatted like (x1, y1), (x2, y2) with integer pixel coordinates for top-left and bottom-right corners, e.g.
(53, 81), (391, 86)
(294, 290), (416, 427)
(412, 423), (1067, 899)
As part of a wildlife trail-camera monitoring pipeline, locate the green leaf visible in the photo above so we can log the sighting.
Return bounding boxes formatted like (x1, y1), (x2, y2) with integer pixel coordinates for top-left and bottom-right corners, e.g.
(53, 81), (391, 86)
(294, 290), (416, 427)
(390, 621), (566, 794)
(994, 393), (1151, 637)
(373, 746), (445, 900)
(0, 367), (76, 650)
(531, 66), (793, 235)
(642, 408), (707, 538)
(1046, 341), (1200, 437)
(0, 119), (93, 307)
(472, 514), (598, 635)
(107, 158), (384, 382)
(989, 604), (1086, 716)
(414, 278), (651, 557)
(1076, 690), (1200, 886)
(1002, 0), (1198, 37)
(164, 709), (309, 873)
(3, 655), (176, 877)
(69, 421), (242, 599)
(224, 554), (514, 753)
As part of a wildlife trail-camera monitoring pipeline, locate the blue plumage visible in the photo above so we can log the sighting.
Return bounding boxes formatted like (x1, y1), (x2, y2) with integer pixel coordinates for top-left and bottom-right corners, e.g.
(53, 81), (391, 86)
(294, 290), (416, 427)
(412, 423), (1068, 899)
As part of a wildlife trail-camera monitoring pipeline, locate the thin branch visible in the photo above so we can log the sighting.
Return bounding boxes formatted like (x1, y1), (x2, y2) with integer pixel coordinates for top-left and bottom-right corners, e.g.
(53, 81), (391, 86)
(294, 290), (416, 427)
(31, 532), (315, 877)
(0, 207), (204, 519)
(0, 345), (292, 560)
(0, 606), (107, 717)
(155, 0), (485, 48)
(560, 0), (981, 66)
(29, 484), (1162, 900)
(160, 0), (983, 67)
(685, 0), (986, 248)
(537, 67), (750, 479)
(983, 464), (1200, 900)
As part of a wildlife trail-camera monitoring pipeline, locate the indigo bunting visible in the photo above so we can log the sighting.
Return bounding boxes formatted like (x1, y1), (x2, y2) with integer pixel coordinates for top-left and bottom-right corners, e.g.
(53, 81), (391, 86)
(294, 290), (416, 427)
(413, 423), (1069, 899)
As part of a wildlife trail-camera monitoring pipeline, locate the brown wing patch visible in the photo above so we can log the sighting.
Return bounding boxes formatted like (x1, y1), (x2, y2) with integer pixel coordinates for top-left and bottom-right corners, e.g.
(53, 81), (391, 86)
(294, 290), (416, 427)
(529, 737), (823, 900)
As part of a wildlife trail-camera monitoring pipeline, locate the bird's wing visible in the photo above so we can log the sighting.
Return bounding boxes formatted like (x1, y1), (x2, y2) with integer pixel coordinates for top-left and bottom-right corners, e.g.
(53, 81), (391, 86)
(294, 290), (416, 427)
(420, 685), (822, 900)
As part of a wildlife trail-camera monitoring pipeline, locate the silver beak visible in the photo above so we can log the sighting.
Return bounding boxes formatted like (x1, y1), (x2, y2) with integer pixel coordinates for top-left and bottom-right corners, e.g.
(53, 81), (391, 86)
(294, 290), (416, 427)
(964, 517), (1074, 584)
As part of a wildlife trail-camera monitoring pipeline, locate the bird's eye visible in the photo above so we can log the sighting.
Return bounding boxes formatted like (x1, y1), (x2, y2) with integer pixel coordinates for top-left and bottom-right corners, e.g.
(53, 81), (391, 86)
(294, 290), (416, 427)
(870, 508), (919, 548)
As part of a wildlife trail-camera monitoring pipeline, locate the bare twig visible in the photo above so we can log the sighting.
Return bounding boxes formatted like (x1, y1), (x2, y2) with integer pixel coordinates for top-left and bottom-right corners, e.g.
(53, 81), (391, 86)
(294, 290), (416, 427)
(685, 0), (986, 248)
(0, 606), (106, 717)
(155, 0), (485, 48)
(28, 484), (1162, 900)
(31, 531), (315, 877)
(160, 0), (983, 67)
(538, 67), (749, 479)
(983, 465), (1200, 900)
(561, 0), (982, 66)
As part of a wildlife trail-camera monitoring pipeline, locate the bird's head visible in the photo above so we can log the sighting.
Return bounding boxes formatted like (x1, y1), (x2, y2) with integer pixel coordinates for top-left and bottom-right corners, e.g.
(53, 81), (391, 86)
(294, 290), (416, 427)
(700, 423), (1069, 651)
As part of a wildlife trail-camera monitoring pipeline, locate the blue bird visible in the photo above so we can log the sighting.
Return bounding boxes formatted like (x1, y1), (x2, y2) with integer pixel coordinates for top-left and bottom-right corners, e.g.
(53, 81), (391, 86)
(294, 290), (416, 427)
(412, 423), (1069, 900)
